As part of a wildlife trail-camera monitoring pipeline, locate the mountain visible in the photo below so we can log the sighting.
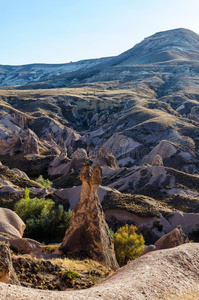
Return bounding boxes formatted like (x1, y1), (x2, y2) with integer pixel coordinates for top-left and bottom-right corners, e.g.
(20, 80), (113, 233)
(115, 28), (199, 65)
(1, 28), (199, 89)
(1, 28), (199, 243)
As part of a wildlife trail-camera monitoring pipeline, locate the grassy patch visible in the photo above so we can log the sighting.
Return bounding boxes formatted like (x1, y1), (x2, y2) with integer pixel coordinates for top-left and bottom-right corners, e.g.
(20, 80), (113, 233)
(102, 191), (161, 217)
(12, 254), (111, 290)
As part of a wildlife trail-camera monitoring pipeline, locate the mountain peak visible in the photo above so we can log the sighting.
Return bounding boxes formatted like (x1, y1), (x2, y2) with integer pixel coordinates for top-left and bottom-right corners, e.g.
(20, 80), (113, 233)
(118, 28), (199, 65)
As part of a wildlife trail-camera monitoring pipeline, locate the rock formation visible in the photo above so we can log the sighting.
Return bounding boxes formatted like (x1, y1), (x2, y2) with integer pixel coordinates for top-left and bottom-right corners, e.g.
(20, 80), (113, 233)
(141, 226), (189, 256)
(95, 148), (119, 169)
(2, 243), (199, 299)
(141, 140), (177, 165)
(21, 129), (39, 154)
(60, 161), (119, 269)
(0, 208), (25, 237)
(0, 208), (42, 254)
(71, 148), (88, 160)
(0, 243), (20, 285)
(151, 154), (164, 166)
(154, 225), (189, 249)
(12, 168), (29, 180)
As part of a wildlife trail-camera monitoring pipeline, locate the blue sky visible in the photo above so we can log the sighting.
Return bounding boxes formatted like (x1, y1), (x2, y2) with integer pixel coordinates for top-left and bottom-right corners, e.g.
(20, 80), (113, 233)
(1, 0), (199, 65)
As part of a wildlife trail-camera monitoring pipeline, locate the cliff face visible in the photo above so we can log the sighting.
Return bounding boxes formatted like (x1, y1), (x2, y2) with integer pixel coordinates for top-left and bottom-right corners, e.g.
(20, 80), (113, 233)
(60, 161), (118, 269)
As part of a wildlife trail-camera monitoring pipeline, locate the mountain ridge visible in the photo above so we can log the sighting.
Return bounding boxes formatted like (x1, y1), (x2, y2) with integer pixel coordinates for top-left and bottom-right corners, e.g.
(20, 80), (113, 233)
(1, 28), (199, 88)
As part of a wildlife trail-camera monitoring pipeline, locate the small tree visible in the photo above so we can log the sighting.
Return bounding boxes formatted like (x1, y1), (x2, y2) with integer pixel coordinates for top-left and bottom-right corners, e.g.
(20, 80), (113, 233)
(35, 175), (52, 189)
(114, 224), (145, 266)
(15, 188), (72, 241)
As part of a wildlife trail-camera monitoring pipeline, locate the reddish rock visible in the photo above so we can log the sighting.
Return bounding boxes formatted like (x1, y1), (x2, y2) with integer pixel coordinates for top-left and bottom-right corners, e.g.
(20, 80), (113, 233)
(95, 147), (119, 169)
(154, 225), (189, 250)
(60, 161), (118, 269)
(0, 244), (20, 285)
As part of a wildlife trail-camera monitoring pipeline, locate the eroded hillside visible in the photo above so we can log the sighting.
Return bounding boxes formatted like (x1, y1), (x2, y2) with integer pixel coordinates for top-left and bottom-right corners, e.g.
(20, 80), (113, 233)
(1, 28), (199, 243)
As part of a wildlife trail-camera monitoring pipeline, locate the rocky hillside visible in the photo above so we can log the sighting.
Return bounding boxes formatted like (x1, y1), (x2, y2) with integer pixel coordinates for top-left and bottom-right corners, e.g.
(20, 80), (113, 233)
(1, 28), (199, 243)
(1, 243), (199, 299)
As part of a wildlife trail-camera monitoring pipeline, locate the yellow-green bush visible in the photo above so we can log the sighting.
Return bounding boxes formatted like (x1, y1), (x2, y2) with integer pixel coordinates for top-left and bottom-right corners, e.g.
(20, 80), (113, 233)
(114, 224), (145, 266)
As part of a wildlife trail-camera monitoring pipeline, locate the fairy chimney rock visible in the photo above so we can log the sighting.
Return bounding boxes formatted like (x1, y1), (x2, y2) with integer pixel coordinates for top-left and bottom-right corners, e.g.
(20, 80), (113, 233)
(151, 154), (164, 166)
(60, 161), (118, 269)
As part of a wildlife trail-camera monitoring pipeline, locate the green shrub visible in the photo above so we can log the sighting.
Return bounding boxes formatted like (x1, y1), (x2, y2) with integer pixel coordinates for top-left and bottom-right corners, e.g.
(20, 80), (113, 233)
(109, 228), (115, 238)
(114, 224), (145, 266)
(60, 269), (80, 285)
(15, 188), (72, 241)
(35, 175), (52, 188)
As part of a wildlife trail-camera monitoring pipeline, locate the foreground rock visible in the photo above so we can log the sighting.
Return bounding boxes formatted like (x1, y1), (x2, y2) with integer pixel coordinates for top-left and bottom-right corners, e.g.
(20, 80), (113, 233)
(60, 161), (118, 269)
(0, 244), (19, 285)
(1, 243), (199, 299)
(141, 226), (189, 255)
(0, 208), (42, 254)
(0, 208), (25, 237)
(154, 225), (189, 249)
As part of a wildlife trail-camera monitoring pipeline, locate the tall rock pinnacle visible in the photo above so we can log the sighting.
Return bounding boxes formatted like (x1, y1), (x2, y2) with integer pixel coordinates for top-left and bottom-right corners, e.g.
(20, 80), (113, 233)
(59, 161), (119, 269)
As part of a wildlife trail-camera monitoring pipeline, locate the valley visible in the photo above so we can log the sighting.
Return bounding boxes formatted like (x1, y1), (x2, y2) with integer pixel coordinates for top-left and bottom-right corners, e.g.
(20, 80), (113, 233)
(1, 28), (199, 298)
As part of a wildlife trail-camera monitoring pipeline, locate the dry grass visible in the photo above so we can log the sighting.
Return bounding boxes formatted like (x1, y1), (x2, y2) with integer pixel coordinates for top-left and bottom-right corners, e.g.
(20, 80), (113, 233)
(12, 252), (111, 290)
(102, 191), (161, 217)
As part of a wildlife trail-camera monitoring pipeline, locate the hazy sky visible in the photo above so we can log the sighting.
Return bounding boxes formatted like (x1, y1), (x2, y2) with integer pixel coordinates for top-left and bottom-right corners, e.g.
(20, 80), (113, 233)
(1, 0), (199, 65)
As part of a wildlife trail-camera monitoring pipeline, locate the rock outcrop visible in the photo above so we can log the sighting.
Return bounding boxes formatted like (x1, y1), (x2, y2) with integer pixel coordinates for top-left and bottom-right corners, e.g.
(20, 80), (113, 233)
(154, 225), (189, 249)
(0, 243), (20, 285)
(95, 148), (119, 169)
(151, 154), (163, 166)
(142, 140), (177, 165)
(0, 208), (25, 237)
(60, 161), (118, 269)
(141, 226), (189, 255)
(0, 208), (42, 254)
(1, 243), (199, 299)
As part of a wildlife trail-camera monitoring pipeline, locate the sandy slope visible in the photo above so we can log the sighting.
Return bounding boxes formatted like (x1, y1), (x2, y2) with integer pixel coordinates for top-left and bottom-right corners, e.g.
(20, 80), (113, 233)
(1, 243), (199, 299)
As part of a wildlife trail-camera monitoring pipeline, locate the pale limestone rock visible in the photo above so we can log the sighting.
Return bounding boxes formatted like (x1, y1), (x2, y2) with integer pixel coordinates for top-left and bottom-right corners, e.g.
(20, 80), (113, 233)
(71, 148), (88, 159)
(12, 168), (29, 180)
(151, 154), (163, 166)
(142, 140), (177, 165)
(1, 244), (199, 299)
(0, 208), (25, 237)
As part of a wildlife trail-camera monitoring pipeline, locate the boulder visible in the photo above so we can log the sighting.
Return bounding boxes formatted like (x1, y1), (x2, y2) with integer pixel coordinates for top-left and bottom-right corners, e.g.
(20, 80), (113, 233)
(0, 243), (20, 285)
(0, 208), (25, 237)
(0, 222), (22, 239)
(0, 234), (43, 255)
(59, 161), (119, 269)
(141, 226), (189, 256)
(21, 129), (39, 154)
(71, 148), (88, 159)
(9, 238), (43, 254)
(154, 226), (189, 250)
(151, 154), (163, 166)
(141, 245), (156, 256)
(142, 140), (177, 165)
(12, 168), (29, 180)
(95, 147), (119, 169)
